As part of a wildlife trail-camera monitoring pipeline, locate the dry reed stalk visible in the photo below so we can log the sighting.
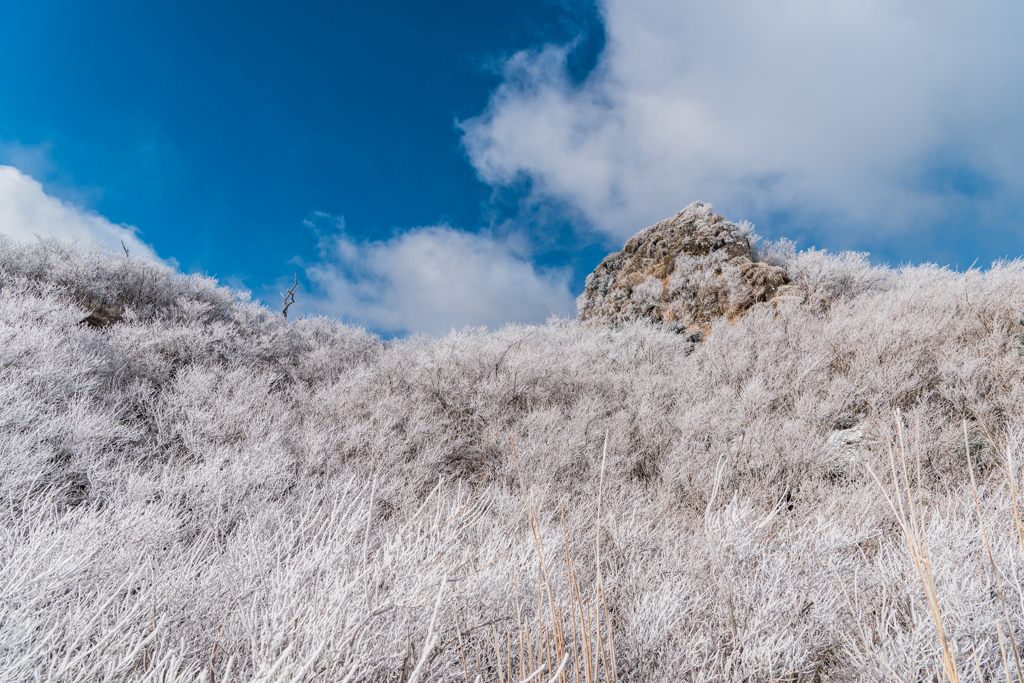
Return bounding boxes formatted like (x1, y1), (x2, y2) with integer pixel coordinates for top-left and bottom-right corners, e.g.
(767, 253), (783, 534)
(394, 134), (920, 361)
(493, 625), (506, 683)
(507, 433), (617, 683)
(1008, 462), (1024, 562)
(548, 654), (571, 683)
(562, 503), (582, 683)
(972, 643), (985, 683)
(513, 436), (560, 656)
(599, 580), (616, 683)
(1006, 447), (1024, 562)
(546, 628), (554, 676)
(963, 420), (1024, 683)
(996, 623), (1014, 683)
(455, 608), (471, 683)
(705, 457), (739, 639)
(865, 411), (959, 683)
(974, 420), (1024, 562)
(514, 567), (525, 679)
(594, 433), (616, 683)
(525, 621), (533, 676)
(407, 575), (447, 683)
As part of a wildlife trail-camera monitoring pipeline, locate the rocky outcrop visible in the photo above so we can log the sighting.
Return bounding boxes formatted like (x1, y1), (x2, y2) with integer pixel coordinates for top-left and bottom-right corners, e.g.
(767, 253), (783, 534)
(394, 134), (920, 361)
(79, 301), (124, 328)
(577, 202), (800, 330)
(822, 425), (866, 480)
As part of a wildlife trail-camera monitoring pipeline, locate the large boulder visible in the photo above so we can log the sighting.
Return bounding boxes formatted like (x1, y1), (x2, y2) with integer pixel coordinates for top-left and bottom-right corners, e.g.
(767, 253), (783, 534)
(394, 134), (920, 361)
(577, 202), (799, 330)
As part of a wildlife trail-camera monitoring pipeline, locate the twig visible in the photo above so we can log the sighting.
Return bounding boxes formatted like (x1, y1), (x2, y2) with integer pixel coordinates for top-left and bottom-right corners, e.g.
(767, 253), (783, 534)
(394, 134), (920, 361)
(545, 653), (571, 683)
(963, 288), (992, 335)
(407, 576), (447, 683)
(347, 605), (396, 649)
(442, 470), (488, 525)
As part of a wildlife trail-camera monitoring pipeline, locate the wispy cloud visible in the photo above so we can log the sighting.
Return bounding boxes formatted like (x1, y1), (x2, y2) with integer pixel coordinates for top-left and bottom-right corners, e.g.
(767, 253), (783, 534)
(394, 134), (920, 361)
(461, 0), (1024, 248)
(0, 165), (159, 259)
(296, 214), (576, 336)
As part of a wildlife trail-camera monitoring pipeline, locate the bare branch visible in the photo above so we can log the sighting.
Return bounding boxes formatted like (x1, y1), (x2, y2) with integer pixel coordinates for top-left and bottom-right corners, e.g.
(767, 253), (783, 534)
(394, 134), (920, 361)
(281, 274), (298, 320)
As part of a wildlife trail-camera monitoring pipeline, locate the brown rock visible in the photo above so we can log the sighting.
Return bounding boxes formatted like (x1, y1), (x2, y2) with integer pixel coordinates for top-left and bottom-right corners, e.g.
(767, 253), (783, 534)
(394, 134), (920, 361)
(769, 283), (806, 307)
(79, 302), (124, 328)
(577, 202), (794, 329)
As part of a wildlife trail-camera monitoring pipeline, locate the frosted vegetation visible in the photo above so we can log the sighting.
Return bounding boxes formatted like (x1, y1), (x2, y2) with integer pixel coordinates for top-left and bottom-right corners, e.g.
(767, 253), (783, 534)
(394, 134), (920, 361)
(3, 235), (1024, 681)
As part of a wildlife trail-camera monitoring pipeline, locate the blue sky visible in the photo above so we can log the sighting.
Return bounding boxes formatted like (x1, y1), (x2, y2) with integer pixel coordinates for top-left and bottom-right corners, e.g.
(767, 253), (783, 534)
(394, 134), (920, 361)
(3, 0), (1024, 335)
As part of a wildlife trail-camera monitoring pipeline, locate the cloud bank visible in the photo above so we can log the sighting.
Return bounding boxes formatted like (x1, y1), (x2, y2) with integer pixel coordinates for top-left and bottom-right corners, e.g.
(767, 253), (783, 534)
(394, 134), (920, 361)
(300, 216), (576, 336)
(462, 0), (1024, 246)
(0, 165), (158, 259)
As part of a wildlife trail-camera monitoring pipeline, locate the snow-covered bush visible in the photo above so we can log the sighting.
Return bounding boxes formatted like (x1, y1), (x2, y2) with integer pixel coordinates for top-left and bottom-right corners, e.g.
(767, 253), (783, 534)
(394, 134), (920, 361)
(2, 237), (1024, 681)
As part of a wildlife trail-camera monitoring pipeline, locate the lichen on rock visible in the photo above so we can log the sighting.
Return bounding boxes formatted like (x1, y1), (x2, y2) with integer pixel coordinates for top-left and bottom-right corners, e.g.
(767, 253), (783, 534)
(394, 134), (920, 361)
(577, 201), (799, 331)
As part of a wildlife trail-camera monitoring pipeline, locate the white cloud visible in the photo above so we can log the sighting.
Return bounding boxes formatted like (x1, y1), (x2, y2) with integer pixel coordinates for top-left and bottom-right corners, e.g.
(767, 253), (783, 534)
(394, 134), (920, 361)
(301, 217), (576, 336)
(461, 0), (1024, 244)
(0, 165), (158, 259)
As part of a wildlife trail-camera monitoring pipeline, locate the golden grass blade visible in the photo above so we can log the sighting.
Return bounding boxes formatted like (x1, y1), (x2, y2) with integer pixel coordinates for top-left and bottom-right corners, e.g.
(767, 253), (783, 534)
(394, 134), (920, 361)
(493, 625), (506, 683)
(996, 622), (1014, 683)
(512, 435), (560, 653)
(454, 609), (470, 683)
(600, 579), (617, 683)
(514, 567), (524, 681)
(561, 503), (581, 683)
(508, 432), (617, 683)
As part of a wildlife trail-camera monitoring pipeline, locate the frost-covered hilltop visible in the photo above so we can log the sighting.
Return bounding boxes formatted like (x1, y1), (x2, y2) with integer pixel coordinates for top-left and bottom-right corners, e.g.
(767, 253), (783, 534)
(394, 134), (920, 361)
(3, 217), (1024, 681)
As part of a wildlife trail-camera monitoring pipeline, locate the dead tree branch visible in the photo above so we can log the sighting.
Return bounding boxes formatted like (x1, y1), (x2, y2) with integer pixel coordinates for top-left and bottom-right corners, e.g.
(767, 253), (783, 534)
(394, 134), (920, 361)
(281, 274), (298, 321)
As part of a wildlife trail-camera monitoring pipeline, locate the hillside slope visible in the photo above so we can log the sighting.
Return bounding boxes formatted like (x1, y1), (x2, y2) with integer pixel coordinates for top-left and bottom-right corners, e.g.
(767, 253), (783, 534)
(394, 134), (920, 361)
(3, 234), (1024, 681)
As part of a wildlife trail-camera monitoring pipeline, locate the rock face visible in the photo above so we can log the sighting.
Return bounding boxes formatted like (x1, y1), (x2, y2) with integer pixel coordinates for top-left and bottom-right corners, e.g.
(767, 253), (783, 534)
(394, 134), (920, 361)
(577, 202), (799, 330)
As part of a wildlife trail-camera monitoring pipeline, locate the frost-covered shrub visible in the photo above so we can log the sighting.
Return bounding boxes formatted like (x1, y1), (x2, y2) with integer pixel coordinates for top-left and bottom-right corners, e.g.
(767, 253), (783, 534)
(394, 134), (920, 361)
(0, 236), (239, 321)
(3, 239), (1024, 681)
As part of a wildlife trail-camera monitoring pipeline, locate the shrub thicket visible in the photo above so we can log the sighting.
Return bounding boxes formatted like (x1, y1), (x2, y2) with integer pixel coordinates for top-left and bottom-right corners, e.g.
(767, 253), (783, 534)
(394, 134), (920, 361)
(2, 235), (1024, 681)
